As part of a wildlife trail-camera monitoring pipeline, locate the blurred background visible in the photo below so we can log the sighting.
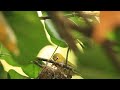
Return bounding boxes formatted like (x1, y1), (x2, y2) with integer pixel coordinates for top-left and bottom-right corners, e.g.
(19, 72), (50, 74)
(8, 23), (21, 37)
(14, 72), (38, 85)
(0, 11), (120, 79)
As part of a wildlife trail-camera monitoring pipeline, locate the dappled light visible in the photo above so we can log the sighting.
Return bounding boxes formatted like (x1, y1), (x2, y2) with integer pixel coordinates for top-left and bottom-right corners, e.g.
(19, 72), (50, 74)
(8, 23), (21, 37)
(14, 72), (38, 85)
(0, 11), (120, 79)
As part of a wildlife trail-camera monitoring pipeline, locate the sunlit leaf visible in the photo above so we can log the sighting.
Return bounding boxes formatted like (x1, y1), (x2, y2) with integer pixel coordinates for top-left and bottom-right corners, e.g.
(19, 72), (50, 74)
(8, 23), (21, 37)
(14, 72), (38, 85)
(45, 19), (67, 47)
(0, 61), (8, 79)
(8, 69), (29, 79)
(0, 44), (19, 66)
(1, 11), (120, 79)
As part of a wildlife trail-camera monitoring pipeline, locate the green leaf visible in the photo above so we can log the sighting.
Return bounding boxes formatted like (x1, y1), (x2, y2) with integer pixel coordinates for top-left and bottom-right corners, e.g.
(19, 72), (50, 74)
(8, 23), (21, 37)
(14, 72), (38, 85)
(22, 63), (41, 78)
(115, 27), (120, 42)
(1, 11), (51, 79)
(3, 11), (50, 65)
(0, 61), (8, 79)
(77, 45), (120, 79)
(79, 65), (120, 79)
(68, 17), (93, 49)
(0, 44), (19, 66)
(69, 16), (87, 28)
(44, 19), (67, 47)
(113, 27), (120, 52)
(8, 69), (29, 79)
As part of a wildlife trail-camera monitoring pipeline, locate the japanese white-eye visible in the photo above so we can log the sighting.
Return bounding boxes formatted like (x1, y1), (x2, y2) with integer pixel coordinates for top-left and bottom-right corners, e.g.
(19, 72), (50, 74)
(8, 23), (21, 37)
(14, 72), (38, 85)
(52, 53), (81, 76)
(52, 53), (75, 67)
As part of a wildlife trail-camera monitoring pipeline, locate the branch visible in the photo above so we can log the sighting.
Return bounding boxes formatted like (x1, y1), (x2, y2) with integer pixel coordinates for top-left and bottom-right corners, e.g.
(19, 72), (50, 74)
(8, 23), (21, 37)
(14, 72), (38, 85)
(39, 13), (79, 20)
(40, 11), (99, 20)
(41, 11), (94, 38)
(43, 11), (120, 72)
(33, 60), (44, 68)
(47, 11), (78, 52)
(35, 57), (73, 70)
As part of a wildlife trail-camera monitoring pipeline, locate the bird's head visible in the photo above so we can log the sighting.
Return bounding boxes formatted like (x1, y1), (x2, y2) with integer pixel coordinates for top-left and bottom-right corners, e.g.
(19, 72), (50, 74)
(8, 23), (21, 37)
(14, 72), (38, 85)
(52, 53), (65, 63)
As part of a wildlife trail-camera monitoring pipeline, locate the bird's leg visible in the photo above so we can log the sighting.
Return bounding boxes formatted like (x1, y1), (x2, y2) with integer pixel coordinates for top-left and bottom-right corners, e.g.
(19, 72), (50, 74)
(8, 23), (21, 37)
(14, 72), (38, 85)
(46, 45), (59, 67)
(50, 45), (59, 60)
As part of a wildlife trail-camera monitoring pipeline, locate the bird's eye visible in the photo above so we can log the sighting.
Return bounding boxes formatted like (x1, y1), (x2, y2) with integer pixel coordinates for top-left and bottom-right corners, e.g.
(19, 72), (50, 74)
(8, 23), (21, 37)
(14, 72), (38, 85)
(53, 56), (59, 61)
(56, 57), (59, 60)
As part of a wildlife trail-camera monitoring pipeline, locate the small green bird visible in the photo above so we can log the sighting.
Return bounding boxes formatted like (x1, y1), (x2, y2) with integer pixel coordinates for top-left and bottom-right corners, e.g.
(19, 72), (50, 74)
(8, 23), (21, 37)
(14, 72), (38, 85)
(52, 53), (81, 76)
(52, 53), (75, 67)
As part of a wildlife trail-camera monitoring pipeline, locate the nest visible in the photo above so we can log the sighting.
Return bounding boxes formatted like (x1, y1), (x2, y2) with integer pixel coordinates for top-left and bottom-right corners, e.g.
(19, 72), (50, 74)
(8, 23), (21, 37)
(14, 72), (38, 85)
(34, 57), (73, 79)
(38, 66), (72, 79)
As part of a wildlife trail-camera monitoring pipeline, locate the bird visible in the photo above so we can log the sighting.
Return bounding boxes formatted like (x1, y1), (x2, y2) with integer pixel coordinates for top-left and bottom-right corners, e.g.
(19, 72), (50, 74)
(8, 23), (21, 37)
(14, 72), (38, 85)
(52, 53), (81, 76)
(52, 53), (75, 67)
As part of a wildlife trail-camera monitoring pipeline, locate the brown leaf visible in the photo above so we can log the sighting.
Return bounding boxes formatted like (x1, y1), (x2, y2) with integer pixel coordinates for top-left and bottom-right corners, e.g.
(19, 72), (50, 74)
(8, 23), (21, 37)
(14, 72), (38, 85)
(92, 11), (120, 44)
(0, 12), (19, 55)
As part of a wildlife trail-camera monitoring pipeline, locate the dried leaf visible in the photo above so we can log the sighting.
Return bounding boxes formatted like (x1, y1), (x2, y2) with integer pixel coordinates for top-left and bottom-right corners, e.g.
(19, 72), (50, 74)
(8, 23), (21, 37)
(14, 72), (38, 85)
(92, 11), (120, 44)
(0, 12), (19, 55)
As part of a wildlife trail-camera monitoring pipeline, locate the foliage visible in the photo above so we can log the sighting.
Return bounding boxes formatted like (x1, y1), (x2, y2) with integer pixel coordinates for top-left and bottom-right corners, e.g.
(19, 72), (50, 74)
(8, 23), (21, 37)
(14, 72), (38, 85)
(0, 11), (120, 79)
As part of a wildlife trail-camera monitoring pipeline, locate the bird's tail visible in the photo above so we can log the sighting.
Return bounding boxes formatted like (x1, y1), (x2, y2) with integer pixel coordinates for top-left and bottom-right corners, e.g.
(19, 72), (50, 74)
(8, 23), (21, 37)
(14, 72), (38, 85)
(67, 62), (81, 76)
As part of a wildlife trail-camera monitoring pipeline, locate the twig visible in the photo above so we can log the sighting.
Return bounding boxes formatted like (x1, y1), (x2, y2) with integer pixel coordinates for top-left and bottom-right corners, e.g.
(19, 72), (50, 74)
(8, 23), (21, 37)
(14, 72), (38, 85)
(67, 20), (93, 37)
(45, 45), (59, 67)
(75, 11), (92, 26)
(44, 11), (120, 72)
(65, 47), (70, 66)
(47, 11), (78, 52)
(39, 16), (51, 20)
(49, 45), (59, 60)
(39, 13), (80, 20)
(40, 12), (94, 37)
(40, 11), (99, 20)
(49, 12), (94, 37)
(35, 57), (73, 70)
(33, 60), (44, 68)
